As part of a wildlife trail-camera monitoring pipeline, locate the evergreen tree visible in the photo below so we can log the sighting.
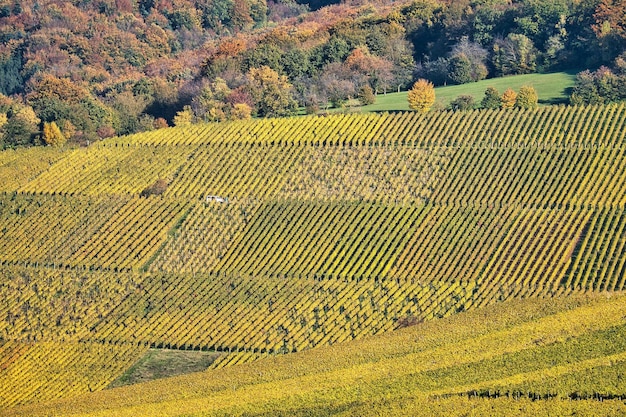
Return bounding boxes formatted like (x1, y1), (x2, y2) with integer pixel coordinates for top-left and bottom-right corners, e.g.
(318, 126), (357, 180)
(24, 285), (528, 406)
(0, 50), (24, 96)
(481, 87), (502, 109)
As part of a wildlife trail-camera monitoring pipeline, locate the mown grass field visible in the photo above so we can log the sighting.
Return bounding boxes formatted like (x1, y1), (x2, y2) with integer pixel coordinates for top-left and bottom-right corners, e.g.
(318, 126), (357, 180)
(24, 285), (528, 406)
(360, 71), (578, 112)
(0, 104), (625, 415)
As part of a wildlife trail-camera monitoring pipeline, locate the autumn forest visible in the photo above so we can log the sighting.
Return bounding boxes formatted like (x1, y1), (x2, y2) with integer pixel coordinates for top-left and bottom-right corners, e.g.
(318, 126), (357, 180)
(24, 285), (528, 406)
(0, 0), (625, 147)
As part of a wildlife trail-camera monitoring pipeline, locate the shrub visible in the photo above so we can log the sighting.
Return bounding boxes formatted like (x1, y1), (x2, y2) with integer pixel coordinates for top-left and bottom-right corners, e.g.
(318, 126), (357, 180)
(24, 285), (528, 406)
(449, 95), (476, 111)
(153, 118), (169, 129)
(141, 179), (169, 197)
(395, 316), (423, 329)
(358, 85), (376, 106)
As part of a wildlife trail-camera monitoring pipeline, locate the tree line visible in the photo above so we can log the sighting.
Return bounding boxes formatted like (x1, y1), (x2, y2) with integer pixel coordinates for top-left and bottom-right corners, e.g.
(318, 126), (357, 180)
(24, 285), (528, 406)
(0, 0), (625, 148)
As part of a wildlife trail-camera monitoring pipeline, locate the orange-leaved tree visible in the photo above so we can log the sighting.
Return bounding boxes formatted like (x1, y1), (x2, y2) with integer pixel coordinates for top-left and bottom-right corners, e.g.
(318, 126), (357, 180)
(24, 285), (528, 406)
(593, 0), (626, 41)
(501, 88), (518, 108)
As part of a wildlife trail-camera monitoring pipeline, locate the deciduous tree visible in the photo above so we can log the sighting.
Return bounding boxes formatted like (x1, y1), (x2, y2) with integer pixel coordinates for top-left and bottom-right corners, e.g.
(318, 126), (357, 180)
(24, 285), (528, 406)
(246, 66), (297, 117)
(191, 78), (231, 122)
(154, 118), (169, 129)
(319, 62), (356, 108)
(501, 88), (518, 108)
(42, 121), (67, 147)
(231, 0), (254, 30)
(173, 105), (194, 126)
(1, 107), (40, 148)
(593, 0), (626, 42)
(515, 86), (539, 109)
(570, 66), (626, 105)
(28, 75), (89, 105)
(60, 120), (76, 141)
(492, 33), (537, 75)
(15, 106), (41, 127)
(232, 102), (252, 119)
(447, 54), (474, 85)
(407, 79), (435, 113)
(358, 85), (376, 105)
(449, 37), (488, 83)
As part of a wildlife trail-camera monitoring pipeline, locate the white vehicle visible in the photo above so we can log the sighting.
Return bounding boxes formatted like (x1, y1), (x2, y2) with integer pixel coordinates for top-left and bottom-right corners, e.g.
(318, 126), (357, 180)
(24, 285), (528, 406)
(205, 195), (228, 203)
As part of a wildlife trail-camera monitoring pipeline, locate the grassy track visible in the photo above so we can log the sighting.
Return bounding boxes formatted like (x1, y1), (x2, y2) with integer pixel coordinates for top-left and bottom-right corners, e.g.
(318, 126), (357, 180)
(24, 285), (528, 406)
(107, 349), (221, 388)
(359, 71), (578, 112)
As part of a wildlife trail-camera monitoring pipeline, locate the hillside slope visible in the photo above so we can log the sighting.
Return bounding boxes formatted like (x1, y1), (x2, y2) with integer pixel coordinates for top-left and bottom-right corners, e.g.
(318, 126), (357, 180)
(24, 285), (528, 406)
(1, 105), (626, 409)
(360, 71), (578, 112)
(6, 293), (626, 416)
(2, 0), (622, 147)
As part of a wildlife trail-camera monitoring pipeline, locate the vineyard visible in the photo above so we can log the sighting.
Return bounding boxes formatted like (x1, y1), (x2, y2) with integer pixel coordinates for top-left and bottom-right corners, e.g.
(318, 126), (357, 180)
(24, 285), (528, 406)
(7, 293), (626, 416)
(1, 104), (626, 413)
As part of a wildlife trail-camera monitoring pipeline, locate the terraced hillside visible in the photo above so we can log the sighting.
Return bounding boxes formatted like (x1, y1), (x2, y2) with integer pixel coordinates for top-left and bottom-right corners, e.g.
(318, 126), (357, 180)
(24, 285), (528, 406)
(1, 105), (626, 410)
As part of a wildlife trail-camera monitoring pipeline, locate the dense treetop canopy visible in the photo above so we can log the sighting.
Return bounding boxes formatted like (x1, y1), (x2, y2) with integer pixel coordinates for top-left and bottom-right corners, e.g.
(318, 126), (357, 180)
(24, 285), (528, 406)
(0, 0), (624, 147)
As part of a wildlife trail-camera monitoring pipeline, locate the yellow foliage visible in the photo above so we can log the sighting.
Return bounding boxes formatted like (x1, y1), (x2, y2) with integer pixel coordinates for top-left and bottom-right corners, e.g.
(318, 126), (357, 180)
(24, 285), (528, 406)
(8, 294), (626, 416)
(246, 65), (297, 117)
(15, 106), (40, 126)
(2, 106), (626, 415)
(60, 120), (76, 140)
(0, 147), (66, 191)
(173, 105), (194, 127)
(28, 74), (89, 105)
(407, 79), (435, 113)
(42, 121), (66, 147)
(0, 112), (7, 128)
(0, 341), (147, 408)
(231, 103), (252, 120)
(516, 85), (539, 109)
